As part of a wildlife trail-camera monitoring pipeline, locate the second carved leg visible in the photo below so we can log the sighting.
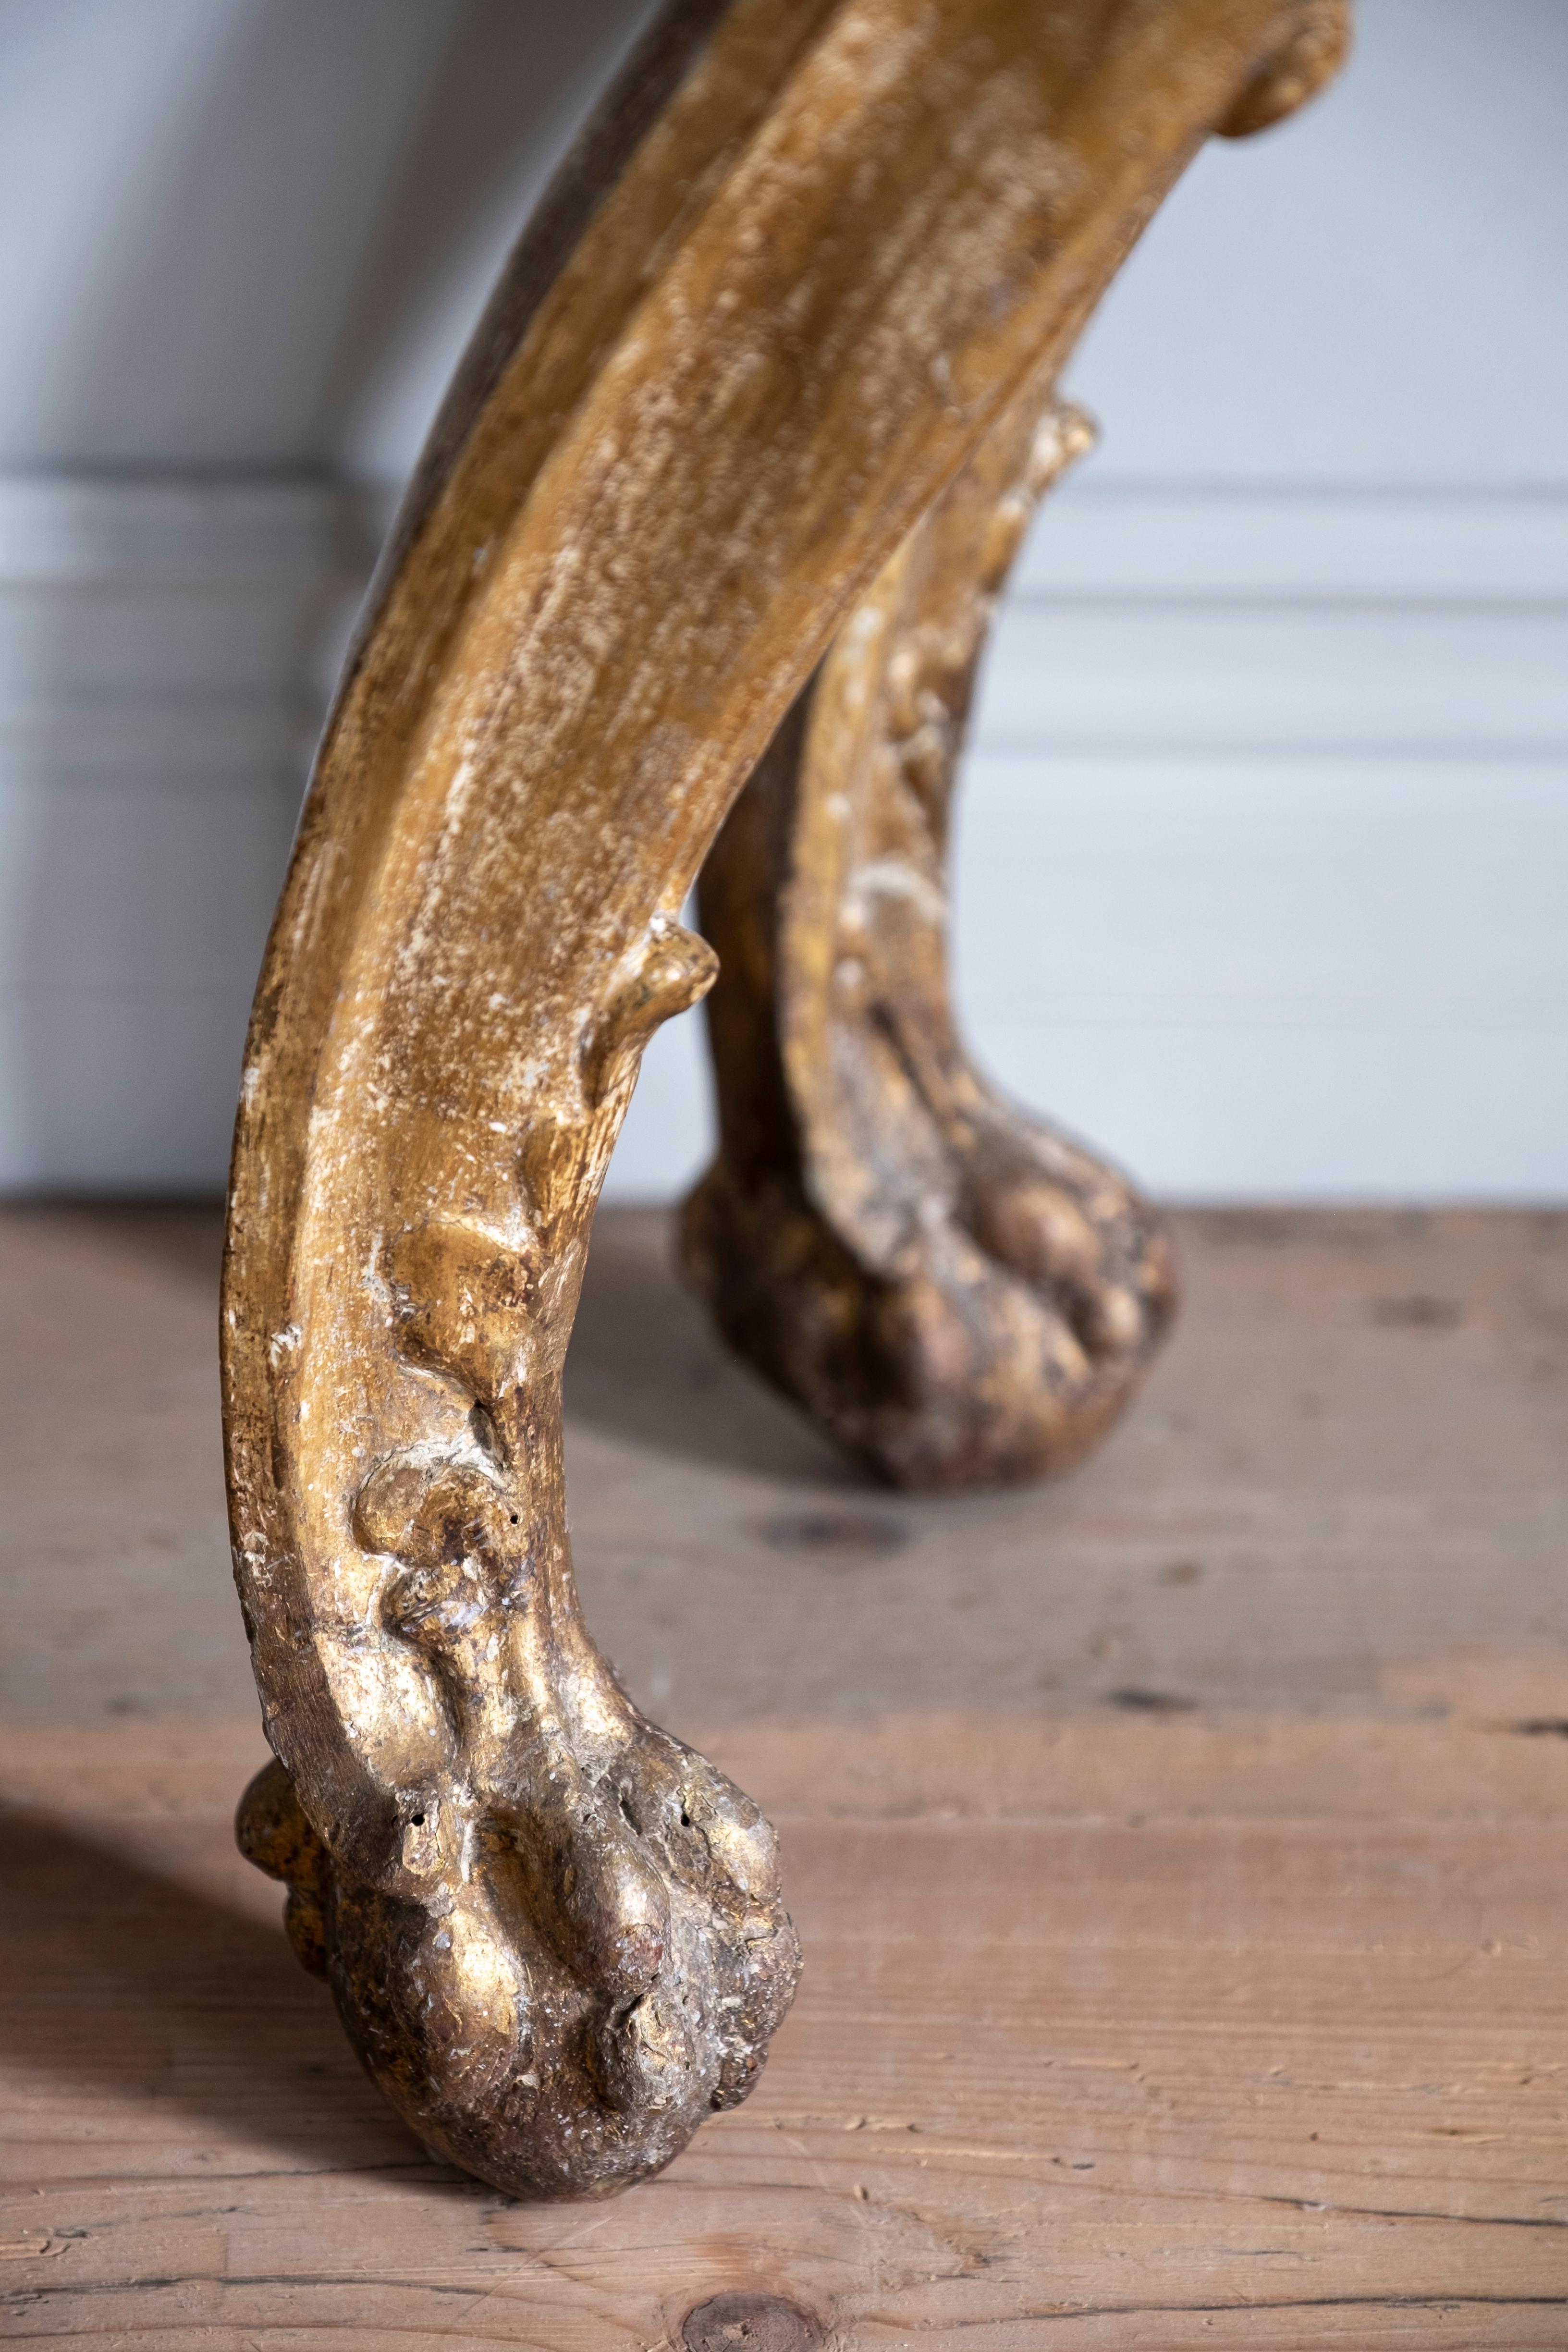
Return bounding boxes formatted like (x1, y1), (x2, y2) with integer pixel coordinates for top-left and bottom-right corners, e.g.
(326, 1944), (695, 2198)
(683, 390), (1177, 1490)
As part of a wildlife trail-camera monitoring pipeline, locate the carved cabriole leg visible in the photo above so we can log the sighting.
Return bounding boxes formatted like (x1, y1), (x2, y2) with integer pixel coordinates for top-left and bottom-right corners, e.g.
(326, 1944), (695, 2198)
(225, 0), (1350, 2201)
(684, 10), (1350, 1493)
(683, 389), (1180, 1488)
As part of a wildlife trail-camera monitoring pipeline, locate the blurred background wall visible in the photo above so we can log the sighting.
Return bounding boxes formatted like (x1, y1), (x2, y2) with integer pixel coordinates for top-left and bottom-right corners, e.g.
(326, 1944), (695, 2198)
(0, 0), (1562, 1201)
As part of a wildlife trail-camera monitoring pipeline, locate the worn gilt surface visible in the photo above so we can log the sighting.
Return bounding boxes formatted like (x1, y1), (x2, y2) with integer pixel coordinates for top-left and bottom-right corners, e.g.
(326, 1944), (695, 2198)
(224, 0), (1349, 2200)
(686, 388), (1181, 1488)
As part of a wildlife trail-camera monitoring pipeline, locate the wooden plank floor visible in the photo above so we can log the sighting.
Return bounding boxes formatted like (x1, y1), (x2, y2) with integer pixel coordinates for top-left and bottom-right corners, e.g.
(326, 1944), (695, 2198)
(1, 1204), (1566, 2348)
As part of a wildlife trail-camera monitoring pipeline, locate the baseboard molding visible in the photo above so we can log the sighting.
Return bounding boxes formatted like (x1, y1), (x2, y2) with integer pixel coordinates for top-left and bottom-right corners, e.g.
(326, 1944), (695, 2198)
(0, 472), (374, 584)
(1017, 482), (1568, 601)
(0, 471), (1562, 1196)
(0, 471), (376, 1187)
(992, 485), (1568, 756)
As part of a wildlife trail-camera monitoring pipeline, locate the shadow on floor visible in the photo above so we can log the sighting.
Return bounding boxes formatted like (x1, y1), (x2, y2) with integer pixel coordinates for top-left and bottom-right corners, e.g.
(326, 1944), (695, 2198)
(568, 1210), (859, 1487)
(24, 1197), (859, 1490)
(0, 1803), (451, 2188)
(9, 1198), (227, 1291)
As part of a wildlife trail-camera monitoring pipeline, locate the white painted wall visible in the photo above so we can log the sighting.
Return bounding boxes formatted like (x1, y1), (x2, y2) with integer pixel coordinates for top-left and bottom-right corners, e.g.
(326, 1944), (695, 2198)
(0, 0), (1563, 1198)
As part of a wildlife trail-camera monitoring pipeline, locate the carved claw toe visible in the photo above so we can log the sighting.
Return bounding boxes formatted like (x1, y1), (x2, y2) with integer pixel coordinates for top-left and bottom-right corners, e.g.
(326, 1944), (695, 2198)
(237, 1754), (332, 1980)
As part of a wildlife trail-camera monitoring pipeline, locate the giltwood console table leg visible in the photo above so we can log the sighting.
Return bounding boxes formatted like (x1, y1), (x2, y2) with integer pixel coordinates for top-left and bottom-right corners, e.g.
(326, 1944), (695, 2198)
(225, 0), (1349, 2201)
(683, 390), (1182, 1488)
(684, 24), (1348, 1492)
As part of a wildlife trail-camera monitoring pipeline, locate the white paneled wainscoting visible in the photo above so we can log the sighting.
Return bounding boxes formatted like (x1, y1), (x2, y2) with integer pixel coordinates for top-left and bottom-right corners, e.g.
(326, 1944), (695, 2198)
(0, 474), (378, 1190)
(1, 471), (1564, 1201)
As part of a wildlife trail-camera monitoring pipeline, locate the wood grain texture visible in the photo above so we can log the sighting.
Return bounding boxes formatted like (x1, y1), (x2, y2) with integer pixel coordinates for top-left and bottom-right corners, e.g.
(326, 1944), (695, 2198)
(2, 1203), (1565, 2341)
(219, 0), (1351, 2195)
(4, 1721), (1566, 2346)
